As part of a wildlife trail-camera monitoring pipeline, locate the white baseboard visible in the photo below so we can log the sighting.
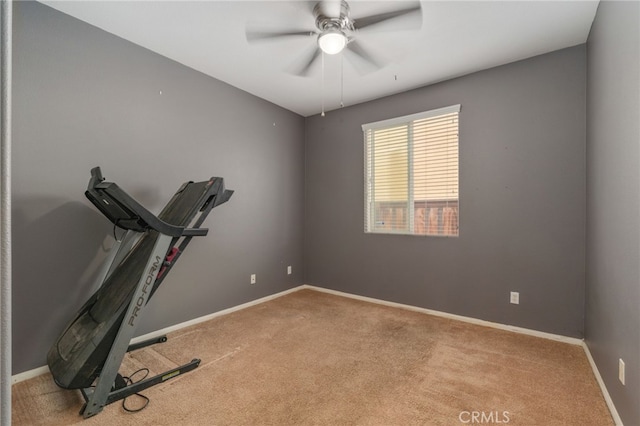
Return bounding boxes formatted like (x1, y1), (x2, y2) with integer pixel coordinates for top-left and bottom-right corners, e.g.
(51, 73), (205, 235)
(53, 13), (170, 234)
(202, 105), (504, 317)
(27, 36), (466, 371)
(302, 285), (583, 345)
(11, 365), (50, 384)
(582, 342), (623, 425)
(13, 282), (621, 426)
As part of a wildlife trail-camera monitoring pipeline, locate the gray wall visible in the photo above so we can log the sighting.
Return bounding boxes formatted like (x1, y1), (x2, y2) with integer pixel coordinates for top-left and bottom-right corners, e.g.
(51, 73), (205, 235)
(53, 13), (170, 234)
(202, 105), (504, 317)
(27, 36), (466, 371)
(305, 46), (587, 338)
(12, 1), (305, 374)
(14, 7), (639, 426)
(586, 1), (640, 425)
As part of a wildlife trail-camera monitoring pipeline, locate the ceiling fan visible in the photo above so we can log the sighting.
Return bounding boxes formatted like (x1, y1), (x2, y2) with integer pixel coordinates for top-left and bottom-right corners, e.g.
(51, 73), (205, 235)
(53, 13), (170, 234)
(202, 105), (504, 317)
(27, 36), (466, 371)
(246, 0), (423, 76)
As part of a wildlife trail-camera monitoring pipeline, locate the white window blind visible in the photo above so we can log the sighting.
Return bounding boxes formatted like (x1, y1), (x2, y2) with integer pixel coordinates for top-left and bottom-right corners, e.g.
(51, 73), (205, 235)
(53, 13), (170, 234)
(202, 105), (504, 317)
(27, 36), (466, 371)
(363, 105), (460, 236)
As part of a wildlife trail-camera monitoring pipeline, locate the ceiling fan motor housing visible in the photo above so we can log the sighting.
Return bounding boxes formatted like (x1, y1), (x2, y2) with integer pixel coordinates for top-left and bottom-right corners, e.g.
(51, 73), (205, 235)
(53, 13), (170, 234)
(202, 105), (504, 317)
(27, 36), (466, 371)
(313, 0), (354, 34)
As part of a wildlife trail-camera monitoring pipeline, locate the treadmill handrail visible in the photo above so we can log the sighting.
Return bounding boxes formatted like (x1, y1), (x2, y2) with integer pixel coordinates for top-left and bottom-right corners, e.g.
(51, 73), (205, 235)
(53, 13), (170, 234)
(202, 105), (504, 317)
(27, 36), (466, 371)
(86, 167), (187, 237)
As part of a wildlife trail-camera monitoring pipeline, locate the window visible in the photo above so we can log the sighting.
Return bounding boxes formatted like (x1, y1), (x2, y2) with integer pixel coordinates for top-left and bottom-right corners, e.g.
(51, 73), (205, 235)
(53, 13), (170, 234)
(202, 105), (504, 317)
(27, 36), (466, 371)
(363, 105), (460, 236)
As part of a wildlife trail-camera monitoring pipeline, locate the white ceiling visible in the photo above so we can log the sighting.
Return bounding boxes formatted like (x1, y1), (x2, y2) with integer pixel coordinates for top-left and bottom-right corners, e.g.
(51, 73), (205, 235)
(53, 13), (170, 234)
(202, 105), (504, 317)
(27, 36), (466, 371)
(41, 1), (599, 117)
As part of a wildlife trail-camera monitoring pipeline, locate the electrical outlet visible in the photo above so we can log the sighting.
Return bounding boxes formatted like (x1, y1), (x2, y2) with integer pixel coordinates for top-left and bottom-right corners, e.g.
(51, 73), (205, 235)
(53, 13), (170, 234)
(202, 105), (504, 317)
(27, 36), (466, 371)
(619, 359), (625, 385)
(287, 265), (292, 275)
(250, 274), (256, 284)
(510, 291), (520, 304)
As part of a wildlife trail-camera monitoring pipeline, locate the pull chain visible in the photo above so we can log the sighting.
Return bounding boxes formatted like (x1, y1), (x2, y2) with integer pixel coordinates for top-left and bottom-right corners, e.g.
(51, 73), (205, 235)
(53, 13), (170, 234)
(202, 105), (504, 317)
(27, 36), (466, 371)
(340, 52), (344, 108)
(321, 51), (325, 117)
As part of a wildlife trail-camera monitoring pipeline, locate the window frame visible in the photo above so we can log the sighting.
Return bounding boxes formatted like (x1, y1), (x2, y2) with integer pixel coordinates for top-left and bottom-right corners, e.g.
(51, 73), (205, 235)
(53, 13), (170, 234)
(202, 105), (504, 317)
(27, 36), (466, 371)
(362, 104), (460, 237)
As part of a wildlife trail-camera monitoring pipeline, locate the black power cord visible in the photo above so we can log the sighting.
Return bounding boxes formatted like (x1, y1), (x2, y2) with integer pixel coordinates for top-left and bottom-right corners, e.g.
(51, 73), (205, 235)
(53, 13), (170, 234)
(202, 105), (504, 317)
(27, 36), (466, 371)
(120, 368), (150, 413)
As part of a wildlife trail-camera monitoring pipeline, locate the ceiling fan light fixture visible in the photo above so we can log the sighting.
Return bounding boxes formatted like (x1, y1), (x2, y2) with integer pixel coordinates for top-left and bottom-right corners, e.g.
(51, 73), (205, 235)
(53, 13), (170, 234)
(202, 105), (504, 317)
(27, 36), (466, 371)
(318, 29), (347, 55)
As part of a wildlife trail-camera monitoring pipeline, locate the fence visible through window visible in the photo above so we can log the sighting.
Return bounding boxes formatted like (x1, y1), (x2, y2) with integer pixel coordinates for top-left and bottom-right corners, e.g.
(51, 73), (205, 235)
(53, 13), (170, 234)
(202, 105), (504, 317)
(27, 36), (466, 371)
(373, 200), (459, 236)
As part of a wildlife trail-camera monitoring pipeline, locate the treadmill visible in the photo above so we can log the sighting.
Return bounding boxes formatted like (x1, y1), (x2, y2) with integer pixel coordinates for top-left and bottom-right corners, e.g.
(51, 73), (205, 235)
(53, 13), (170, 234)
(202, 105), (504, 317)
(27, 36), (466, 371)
(47, 167), (233, 418)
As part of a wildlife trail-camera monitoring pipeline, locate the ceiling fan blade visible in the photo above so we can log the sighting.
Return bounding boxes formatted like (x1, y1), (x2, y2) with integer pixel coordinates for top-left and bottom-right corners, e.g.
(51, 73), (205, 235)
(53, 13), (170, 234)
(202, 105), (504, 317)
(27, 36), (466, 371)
(246, 30), (314, 43)
(353, 3), (422, 31)
(344, 39), (386, 75)
(289, 47), (322, 76)
(346, 40), (382, 67)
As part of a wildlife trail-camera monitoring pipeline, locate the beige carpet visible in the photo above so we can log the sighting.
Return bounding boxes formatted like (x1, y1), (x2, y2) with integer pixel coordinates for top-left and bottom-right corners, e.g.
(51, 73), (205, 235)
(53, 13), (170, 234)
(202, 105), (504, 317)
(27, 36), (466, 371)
(12, 289), (613, 425)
